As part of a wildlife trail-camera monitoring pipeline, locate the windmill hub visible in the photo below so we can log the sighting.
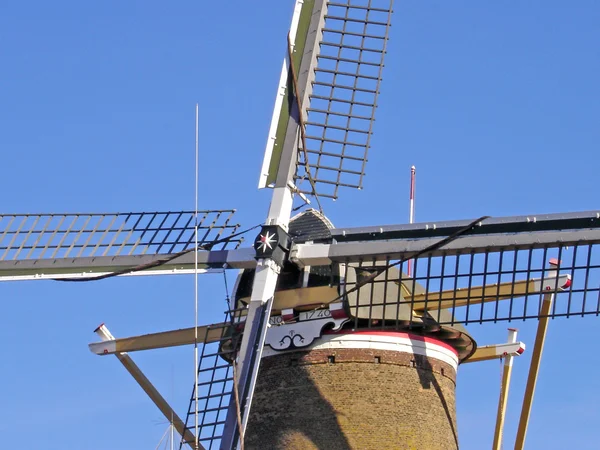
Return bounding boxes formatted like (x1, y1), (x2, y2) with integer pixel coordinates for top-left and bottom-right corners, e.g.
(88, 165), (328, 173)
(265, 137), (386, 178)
(253, 225), (291, 267)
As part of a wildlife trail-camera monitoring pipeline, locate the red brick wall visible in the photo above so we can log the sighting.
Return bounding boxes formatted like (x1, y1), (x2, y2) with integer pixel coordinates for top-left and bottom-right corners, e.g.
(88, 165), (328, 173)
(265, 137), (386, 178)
(245, 346), (459, 449)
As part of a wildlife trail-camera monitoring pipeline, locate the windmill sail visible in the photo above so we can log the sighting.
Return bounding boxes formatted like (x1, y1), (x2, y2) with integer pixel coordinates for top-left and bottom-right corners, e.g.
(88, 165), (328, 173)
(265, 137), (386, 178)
(0, 210), (240, 280)
(180, 313), (242, 450)
(259, 0), (394, 200)
(290, 211), (600, 326)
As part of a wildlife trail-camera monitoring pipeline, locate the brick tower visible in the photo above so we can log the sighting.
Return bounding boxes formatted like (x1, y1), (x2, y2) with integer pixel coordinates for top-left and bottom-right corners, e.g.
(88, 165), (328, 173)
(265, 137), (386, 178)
(245, 331), (462, 450)
(234, 210), (474, 450)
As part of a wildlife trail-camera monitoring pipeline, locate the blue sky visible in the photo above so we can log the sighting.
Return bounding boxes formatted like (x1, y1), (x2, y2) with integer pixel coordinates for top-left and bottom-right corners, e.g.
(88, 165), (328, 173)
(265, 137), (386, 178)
(0, 1), (599, 449)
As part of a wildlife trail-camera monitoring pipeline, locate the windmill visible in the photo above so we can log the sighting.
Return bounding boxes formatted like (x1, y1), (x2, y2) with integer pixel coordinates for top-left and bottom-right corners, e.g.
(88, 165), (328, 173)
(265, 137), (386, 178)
(1, 1), (598, 449)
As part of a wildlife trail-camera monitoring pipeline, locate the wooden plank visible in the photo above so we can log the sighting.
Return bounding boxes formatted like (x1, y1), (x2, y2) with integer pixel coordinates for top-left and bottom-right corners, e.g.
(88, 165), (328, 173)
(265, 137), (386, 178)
(407, 274), (569, 312)
(493, 329), (519, 450)
(238, 285), (340, 313)
(515, 293), (554, 449)
(463, 341), (525, 364)
(89, 323), (229, 355)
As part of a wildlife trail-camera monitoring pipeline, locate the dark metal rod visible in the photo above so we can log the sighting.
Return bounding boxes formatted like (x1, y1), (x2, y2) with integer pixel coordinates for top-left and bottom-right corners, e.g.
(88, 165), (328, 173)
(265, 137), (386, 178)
(332, 210), (600, 242)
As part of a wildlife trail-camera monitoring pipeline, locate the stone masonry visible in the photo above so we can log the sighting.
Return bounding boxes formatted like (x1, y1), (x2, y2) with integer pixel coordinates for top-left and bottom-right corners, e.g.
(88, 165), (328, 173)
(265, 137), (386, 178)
(245, 345), (459, 450)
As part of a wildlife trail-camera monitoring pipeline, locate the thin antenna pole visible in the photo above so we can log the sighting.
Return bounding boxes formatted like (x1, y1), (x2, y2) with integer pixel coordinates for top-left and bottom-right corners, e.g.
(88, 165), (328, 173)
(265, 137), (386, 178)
(170, 419), (174, 450)
(407, 165), (416, 277)
(171, 365), (174, 450)
(194, 103), (199, 450)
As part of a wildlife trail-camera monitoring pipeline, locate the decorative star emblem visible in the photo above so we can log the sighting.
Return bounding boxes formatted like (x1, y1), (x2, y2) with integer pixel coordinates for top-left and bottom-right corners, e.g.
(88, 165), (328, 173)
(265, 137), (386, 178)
(256, 231), (276, 253)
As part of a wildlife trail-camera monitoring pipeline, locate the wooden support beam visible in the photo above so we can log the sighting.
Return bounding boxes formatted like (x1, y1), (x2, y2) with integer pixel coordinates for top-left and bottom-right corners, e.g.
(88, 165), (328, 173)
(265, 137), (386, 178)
(90, 323), (229, 355)
(89, 301), (347, 356)
(407, 274), (569, 312)
(514, 293), (554, 450)
(493, 328), (518, 450)
(94, 324), (199, 449)
(463, 340), (525, 364)
(238, 285), (339, 313)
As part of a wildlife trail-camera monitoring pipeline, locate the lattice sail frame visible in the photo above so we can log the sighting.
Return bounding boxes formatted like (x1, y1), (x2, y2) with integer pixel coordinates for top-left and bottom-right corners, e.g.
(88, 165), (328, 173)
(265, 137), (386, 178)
(301, 0), (394, 199)
(0, 210), (241, 281)
(341, 243), (600, 329)
(0, 210), (239, 260)
(180, 310), (243, 450)
(259, 0), (394, 200)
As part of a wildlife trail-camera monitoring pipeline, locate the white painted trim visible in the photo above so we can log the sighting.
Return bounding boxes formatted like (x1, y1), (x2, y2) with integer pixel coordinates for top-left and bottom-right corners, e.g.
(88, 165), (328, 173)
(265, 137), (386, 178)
(92, 339), (117, 355)
(266, 186), (294, 229)
(532, 273), (570, 292)
(258, 0), (305, 189)
(264, 316), (348, 351)
(487, 341), (524, 357)
(262, 332), (459, 370)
